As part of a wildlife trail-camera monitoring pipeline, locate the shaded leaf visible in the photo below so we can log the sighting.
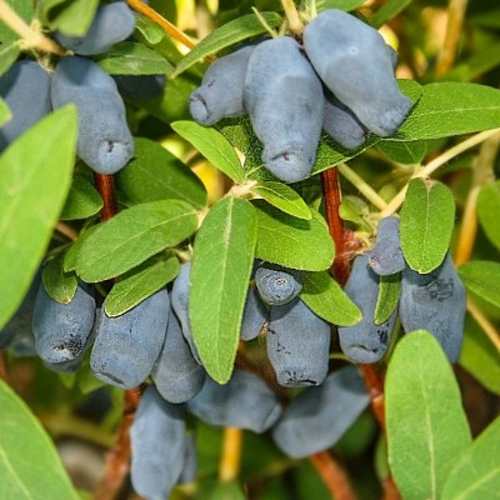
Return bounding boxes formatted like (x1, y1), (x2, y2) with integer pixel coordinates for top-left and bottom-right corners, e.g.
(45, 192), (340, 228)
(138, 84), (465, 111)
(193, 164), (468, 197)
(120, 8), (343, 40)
(477, 181), (500, 251)
(0, 42), (21, 77)
(377, 140), (427, 165)
(370, 0), (413, 28)
(400, 178), (455, 273)
(60, 173), (103, 220)
(0, 106), (77, 330)
(38, 0), (98, 37)
(64, 225), (98, 273)
(374, 274), (401, 325)
(316, 0), (367, 12)
(190, 197), (257, 383)
(42, 252), (78, 304)
(254, 201), (334, 271)
(76, 200), (198, 283)
(172, 121), (245, 183)
(301, 271), (362, 326)
(459, 260), (500, 308)
(386, 331), (472, 499)
(254, 181), (311, 220)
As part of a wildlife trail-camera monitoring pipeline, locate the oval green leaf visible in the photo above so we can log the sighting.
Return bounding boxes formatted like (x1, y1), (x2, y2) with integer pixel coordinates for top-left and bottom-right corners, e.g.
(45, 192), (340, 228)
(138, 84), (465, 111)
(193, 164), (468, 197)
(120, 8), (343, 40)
(115, 137), (207, 209)
(60, 173), (103, 220)
(76, 200), (198, 283)
(190, 197), (257, 383)
(458, 260), (500, 308)
(254, 201), (334, 271)
(104, 254), (180, 317)
(477, 181), (500, 251)
(300, 271), (362, 326)
(400, 178), (455, 273)
(254, 181), (312, 220)
(0, 105), (77, 329)
(172, 120), (245, 183)
(386, 331), (472, 500)
(0, 379), (79, 499)
(43, 252), (78, 304)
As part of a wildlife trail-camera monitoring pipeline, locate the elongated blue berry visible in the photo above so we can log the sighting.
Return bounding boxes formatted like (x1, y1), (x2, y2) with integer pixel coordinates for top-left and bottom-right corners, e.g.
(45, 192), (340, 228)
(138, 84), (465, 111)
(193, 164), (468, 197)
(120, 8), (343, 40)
(368, 216), (406, 276)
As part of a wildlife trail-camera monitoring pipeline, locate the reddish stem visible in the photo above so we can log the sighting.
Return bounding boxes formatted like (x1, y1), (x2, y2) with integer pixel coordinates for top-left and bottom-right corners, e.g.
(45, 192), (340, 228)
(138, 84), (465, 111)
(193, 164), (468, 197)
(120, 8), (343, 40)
(310, 452), (358, 500)
(0, 351), (8, 381)
(93, 174), (140, 500)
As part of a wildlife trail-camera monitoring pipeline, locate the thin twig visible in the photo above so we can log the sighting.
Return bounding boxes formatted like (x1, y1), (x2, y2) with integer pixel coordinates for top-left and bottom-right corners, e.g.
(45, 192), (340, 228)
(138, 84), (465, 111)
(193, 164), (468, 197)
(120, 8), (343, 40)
(280, 0), (304, 35)
(0, 0), (65, 55)
(0, 352), (8, 381)
(337, 164), (389, 211)
(252, 7), (278, 38)
(219, 428), (243, 482)
(310, 452), (358, 500)
(94, 174), (117, 222)
(127, 0), (195, 49)
(380, 129), (500, 217)
(454, 135), (499, 266)
(467, 299), (500, 351)
(435, 0), (469, 77)
(55, 222), (78, 241)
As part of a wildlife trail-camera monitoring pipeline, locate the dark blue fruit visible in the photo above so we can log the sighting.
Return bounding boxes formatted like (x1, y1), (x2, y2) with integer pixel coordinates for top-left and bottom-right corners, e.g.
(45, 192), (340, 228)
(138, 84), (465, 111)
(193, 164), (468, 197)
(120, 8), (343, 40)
(51, 56), (134, 175)
(244, 36), (324, 183)
(0, 61), (51, 151)
(55, 2), (135, 55)
(255, 263), (302, 306)
(152, 312), (205, 403)
(187, 369), (282, 433)
(272, 366), (370, 458)
(131, 386), (186, 499)
(304, 9), (411, 137)
(368, 216), (406, 276)
(90, 289), (169, 389)
(339, 255), (397, 363)
(114, 74), (166, 102)
(190, 46), (254, 126)
(400, 254), (466, 362)
(178, 434), (197, 485)
(241, 285), (268, 341)
(267, 299), (331, 387)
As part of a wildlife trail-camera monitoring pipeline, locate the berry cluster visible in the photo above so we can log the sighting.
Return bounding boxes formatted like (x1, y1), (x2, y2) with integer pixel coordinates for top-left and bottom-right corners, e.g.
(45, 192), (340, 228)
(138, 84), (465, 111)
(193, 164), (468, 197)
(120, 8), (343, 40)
(190, 9), (412, 183)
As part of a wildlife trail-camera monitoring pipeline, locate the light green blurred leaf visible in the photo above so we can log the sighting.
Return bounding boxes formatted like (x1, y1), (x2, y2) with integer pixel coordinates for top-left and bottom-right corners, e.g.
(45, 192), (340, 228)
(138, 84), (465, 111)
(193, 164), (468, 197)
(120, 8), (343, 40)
(60, 173), (103, 221)
(191, 197), (257, 383)
(459, 261), (500, 308)
(254, 201), (334, 271)
(442, 417), (500, 500)
(0, 379), (79, 499)
(386, 331), (472, 499)
(477, 181), (500, 251)
(104, 254), (180, 317)
(254, 181), (311, 220)
(0, 106), (77, 330)
(316, 0), (367, 12)
(135, 14), (165, 45)
(172, 121), (245, 183)
(0, 42), (20, 76)
(42, 252), (78, 304)
(0, 0), (33, 43)
(370, 0), (413, 28)
(172, 12), (282, 77)
(301, 271), (362, 326)
(76, 200), (197, 283)
(38, 0), (99, 37)
(377, 140), (427, 164)
(400, 178), (455, 273)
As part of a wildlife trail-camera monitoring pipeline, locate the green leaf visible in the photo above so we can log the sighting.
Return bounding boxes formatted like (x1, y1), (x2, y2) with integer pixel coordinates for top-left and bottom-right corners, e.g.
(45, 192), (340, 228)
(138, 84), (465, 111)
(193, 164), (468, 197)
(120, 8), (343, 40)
(42, 252), (78, 304)
(339, 195), (372, 232)
(316, 0), (367, 12)
(104, 254), (180, 317)
(37, 0), (98, 37)
(300, 271), (362, 326)
(253, 181), (311, 220)
(442, 417), (500, 500)
(76, 200), (198, 283)
(97, 42), (173, 76)
(0, 97), (11, 127)
(374, 274), (401, 325)
(394, 83), (500, 141)
(64, 225), (98, 273)
(254, 201), (335, 271)
(135, 14), (165, 45)
(386, 331), (472, 500)
(477, 181), (500, 251)
(60, 173), (103, 220)
(172, 121), (245, 182)
(400, 178), (455, 273)
(0, 0), (33, 43)
(115, 137), (207, 209)
(190, 197), (257, 383)
(172, 12), (282, 77)
(0, 106), (77, 330)
(471, 8), (500, 29)
(0, 42), (21, 76)
(458, 261), (500, 308)
(459, 316), (500, 395)
(377, 140), (427, 165)
(209, 480), (246, 500)
(0, 379), (79, 499)
(370, 0), (413, 28)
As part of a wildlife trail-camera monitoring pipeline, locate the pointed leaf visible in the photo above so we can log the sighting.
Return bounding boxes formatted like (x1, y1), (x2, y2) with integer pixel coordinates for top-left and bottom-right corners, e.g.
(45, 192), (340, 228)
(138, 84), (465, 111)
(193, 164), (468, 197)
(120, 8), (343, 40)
(190, 197), (257, 383)
(254, 181), (311, 220)
(400, 178), (455, 273)
(172, 121), (245, 183)
(386, 331), (472, 499)
(60, 173), (103, 220)
(76, 200), (198, 283)
(301, 271), (362, 326)
(374, 274), (401, 325)
(0, 106), (77, 330)
(458, 260), (500, 308)
(43, 252), (78, 304)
